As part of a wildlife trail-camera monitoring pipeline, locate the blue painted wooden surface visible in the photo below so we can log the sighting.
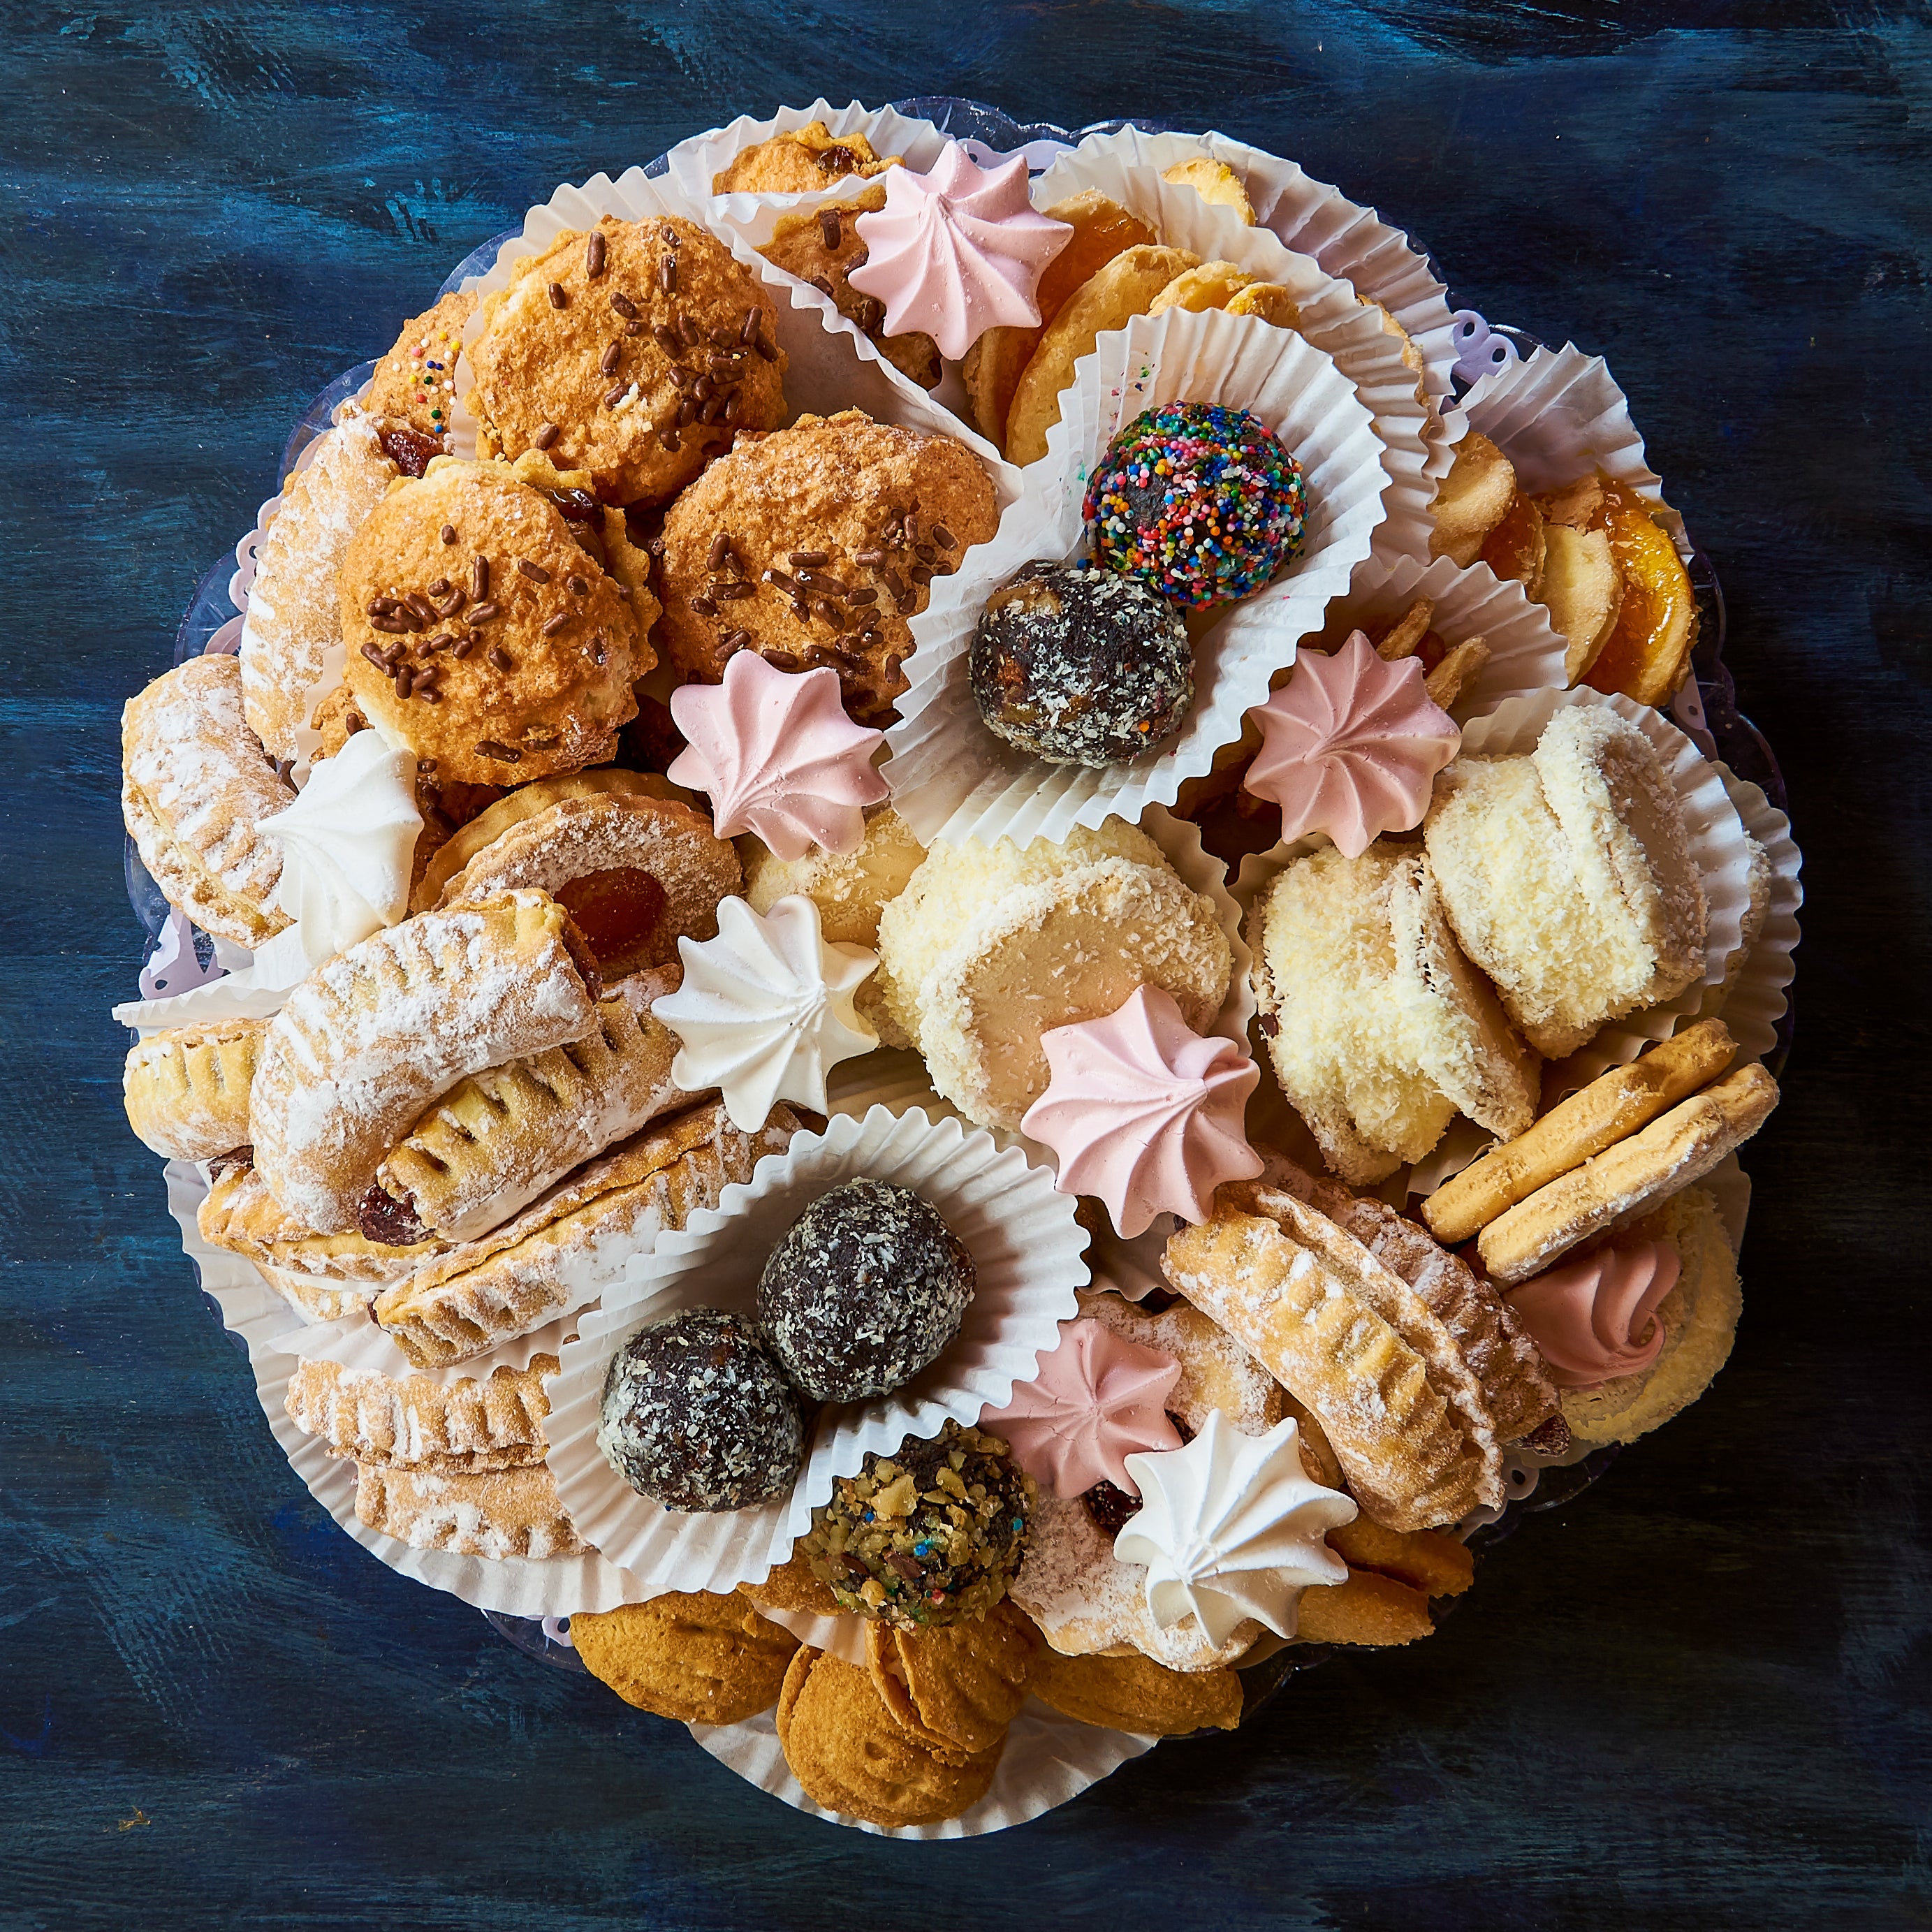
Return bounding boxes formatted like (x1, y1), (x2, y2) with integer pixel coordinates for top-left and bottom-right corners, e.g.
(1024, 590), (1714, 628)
(6, 5), (1929, 1926)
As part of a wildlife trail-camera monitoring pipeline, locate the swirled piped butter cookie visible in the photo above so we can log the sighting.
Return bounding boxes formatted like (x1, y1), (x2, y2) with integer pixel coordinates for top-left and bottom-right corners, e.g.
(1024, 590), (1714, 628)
(240, 414), (402, 762)
(464, 214), (788, 507)
(122, 655), (296, 946)
(249, 888), (602, 1236)
(655, 409), (997, 726)
(875, 818), (1232, 1132)
(339, 458), (652, 787)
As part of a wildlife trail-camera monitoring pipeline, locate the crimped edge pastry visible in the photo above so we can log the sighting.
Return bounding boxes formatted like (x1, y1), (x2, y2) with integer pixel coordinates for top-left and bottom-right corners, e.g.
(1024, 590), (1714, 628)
(285, 1353), (553, 1470)
(353, 1461), (585, 1559)
(377, 965), (692, 1241)
(374, 1099), (798, 1367)
(198, 1160), (448, 1285)
(123, 1018), (264, 1161)
(249, 888), (602, 1234)
(122, 654), (296, 946)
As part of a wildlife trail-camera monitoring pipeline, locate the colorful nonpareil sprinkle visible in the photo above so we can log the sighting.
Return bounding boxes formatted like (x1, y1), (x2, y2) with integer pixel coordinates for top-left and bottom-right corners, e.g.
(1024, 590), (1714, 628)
(1083, 400), (1307, 608)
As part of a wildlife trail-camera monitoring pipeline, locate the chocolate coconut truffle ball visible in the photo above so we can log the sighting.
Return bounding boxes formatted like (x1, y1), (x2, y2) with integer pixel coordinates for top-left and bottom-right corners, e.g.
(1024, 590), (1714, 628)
(597, 1308), (803, 1512)
(969, 559), (1194, 768)
(1084, 400), (1307, 607)
(756, 1180), (975, 1402)
(800, 1421), (1032, 1626)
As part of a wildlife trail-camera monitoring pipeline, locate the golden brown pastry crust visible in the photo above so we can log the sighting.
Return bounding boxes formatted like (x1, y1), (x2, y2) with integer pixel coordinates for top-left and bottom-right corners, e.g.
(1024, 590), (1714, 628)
(657, 410), (998, 726)
(339, 459), (649, 787)
(712, 122), (900, 195)
(124, 1018), (263, 1161)
(122, 656), (296, 946)
(434, 793), (739, 979)
(465, 215), (788, 507)
(198, 1162), (448, 1285)
(284, 1353), (552, 1470)
(1028, 1646), (1242, 1734)
(374, 1100), (798, 1368)
(249, 890), (602, 1235)
(376, 966), (691, 1242)
(352, 1461), (585, 1559)
(572, 1593), (798, 1725)
(759, 185), (940, 388)
(362, 290), (477, 448)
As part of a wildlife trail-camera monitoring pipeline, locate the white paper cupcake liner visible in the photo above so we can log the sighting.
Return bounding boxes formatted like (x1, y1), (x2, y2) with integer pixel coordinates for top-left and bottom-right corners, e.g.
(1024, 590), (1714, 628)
(291, 1306), (576, 1387)
(544, 1105), (1087, 1595)
(883, 305), (1385, 849)
(1058, 124), (1458, 408)
(1703, 763), (1803, 1062)
(1027, 145), (1435, 568)
(1447, 342), (1688, 557)
(1456, 689), (1755, 1092)
(161, 1160), (650, 1617)
(661, 98), (956, 214)
(689, 1694), (1157, 1841)
(1304, 553), (1571, 722)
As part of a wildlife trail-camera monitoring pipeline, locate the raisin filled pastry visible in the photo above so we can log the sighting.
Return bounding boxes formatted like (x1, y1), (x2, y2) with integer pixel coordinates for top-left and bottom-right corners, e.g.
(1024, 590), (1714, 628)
(122, 655), (296, 947)
(249, 889), (602, 1236)
(198, 1159), (448, 1290)
(123, 1018), (264, 1162)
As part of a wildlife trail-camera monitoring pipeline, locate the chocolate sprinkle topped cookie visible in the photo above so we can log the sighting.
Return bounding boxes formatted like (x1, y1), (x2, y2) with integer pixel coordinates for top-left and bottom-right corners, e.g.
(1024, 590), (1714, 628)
(969, 559), (1194, 767)
(756, 1180), (975, 1401)
(597, 1308), (803, 1512)
(801, 1421), (1032, 1627)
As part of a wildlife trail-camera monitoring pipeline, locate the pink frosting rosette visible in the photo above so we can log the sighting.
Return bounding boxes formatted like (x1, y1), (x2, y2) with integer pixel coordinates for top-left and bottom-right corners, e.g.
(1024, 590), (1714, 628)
(1505, 1240), (1680, 1389)
(848, 142), (1072, 360)
(668, 651), (887, 860)
(1244, 630), (1461, 858)
(981, 1317), (1182, 1498)
(1022, 986), (1262, 1237)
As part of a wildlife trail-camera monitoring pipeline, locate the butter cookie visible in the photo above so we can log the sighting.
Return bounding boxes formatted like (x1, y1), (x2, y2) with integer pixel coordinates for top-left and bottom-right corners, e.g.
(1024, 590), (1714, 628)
(123, 1017), (263, 1162)
(712, 122), (899, 195)
(465, 215), (787, 507)
(339, 458), (651, 786)
(656, 409), (997, 726)
(864, 1600), (1035, 1762)
(775, 1646), (1002, 1828)
(572, 1590), (799, 1725)
(122, 655), (296, 946)
(1029, 1646), (1242, 1735)
(362, 289), (476, 463)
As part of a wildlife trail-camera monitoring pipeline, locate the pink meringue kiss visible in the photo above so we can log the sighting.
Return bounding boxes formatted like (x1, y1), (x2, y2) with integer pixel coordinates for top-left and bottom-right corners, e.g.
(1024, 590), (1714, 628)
(982, 1317), (1183, 1498)
(668, 650), (887, 861)
(1244, 630), (1462, 858)
(1022, 985), (1262, 1238)
(849, 141), (1072, 360)
(1505, 1239), (1681, 1389)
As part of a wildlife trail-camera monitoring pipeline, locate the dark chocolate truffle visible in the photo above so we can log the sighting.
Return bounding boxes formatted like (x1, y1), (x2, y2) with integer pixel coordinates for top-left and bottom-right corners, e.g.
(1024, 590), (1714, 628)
(756, 1180), (975, 1401)
(1084, 401), (1307, 607)
(597, 1308), (803, 1512)
(969, 559), (1193, 768)
(800, 1421), (1033, 1626)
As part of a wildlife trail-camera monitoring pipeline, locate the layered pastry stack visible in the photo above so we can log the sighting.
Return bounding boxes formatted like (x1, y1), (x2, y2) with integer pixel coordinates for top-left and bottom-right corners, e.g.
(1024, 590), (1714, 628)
(115, 104), (1796, 1836)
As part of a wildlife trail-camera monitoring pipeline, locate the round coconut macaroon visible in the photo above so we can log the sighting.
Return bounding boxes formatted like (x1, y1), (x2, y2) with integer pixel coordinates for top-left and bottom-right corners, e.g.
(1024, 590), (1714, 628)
(597, 1308), (804, 1512)
(875, 817), (1232, 1132)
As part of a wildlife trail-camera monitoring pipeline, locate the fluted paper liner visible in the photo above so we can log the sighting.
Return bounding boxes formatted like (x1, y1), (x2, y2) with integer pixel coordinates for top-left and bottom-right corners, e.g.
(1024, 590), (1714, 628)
(544, 1105), (1087, 1595)
(883, 306), (1385, 848)
(689, 1695), (1158, 1841)
(661, 98), (955, 213)
(1057, 124), (1458, 408)
(1448, 342), (1689, 556)
(1305, 554), (1571, 722)
(1702, 763), (1801, 1062)
(162, 1160), (648, 1616)
(292, 1305), (575, 1388)
(1027, 145), (1435, 569)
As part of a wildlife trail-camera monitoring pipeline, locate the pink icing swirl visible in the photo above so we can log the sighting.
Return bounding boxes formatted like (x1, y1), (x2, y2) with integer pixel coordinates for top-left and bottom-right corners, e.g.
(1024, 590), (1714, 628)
(1244, 630), (1462, 857)
(981, 1317), (1183, 1498)
(667, 650), (887, 861)
(847, 142), (1072, 361)
(1021, 985), (1262, 1238)
(1505, 1240), (1680, 1389)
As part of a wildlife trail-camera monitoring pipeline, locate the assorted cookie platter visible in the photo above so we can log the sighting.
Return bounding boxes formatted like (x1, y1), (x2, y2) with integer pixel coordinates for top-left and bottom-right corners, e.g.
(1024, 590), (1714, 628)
(118, 97), (1801, 1838)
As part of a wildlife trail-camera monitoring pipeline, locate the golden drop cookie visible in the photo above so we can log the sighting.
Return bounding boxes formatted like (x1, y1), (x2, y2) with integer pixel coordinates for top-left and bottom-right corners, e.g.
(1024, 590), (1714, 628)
(656, 410), (998, 727)
(571, 1590), (798, 1725)
(775, 1646), (1002, 1828)
(1029, 1646), (1242, 1735)
(363, 288), (476, 460)
(864, 1600), (1036, 1761)
(465, 215), (788, 508)
(713, 122), (900, 195)
(339, 459), (645, 786)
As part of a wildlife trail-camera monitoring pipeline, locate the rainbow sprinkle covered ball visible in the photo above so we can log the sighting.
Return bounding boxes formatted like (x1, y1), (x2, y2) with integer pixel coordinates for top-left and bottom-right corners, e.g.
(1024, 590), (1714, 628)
(1083, 401), (1307, 608)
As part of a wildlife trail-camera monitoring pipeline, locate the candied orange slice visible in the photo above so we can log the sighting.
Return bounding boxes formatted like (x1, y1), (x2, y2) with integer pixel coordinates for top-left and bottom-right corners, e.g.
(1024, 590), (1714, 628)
(1583, 478), (1697, 707)
(555, 866), (667, 977)
(1479, 489), (1546, 594)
